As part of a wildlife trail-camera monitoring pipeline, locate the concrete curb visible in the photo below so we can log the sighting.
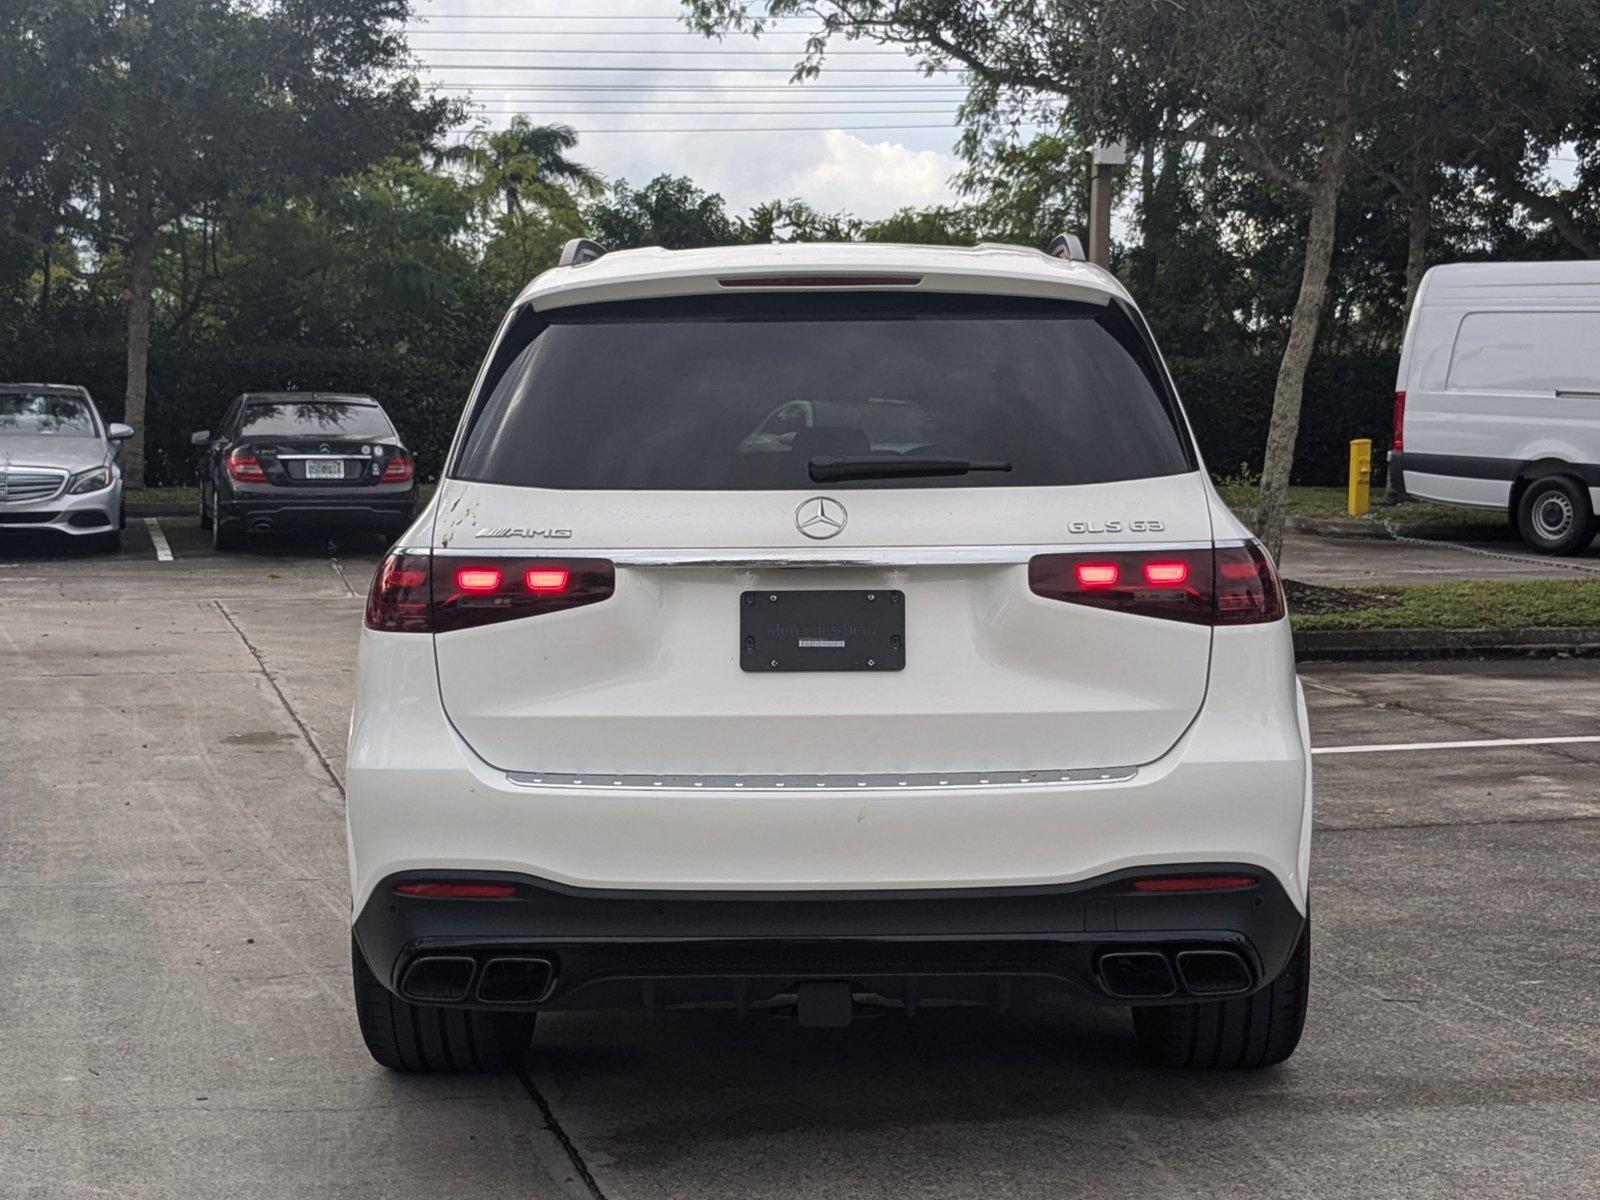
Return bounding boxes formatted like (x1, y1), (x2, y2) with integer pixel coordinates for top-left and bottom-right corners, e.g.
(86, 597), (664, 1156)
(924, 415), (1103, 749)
(1230, 507), (1516, 542)
(1294, 625), (1600, 661)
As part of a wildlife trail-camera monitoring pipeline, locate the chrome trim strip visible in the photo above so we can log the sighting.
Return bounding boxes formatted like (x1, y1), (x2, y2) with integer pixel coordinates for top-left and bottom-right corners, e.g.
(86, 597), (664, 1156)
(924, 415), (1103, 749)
(505, 765), (1139, 793)
(426, 540), (1226, 567)
(274, 453), (366, 460)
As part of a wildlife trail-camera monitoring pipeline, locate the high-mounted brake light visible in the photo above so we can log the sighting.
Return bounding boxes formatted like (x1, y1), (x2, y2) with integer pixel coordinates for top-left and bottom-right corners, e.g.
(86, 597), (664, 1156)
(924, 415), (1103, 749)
(1131, 874), (1258, 893)
(394, 880), (519, 899)
(226, 451), (267, 483)
(364, 554), (615, 633)
(1029, 545), (1283, 625)
(1391, 389), (1406, 454)
(719, 274), (922, 288)
(381, 451), (415, 483)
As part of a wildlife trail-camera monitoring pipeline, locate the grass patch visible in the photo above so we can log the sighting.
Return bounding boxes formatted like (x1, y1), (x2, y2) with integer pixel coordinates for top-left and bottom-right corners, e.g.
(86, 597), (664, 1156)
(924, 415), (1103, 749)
(1288, 579), (1600, 631)
(1214, 482), (1504, 527)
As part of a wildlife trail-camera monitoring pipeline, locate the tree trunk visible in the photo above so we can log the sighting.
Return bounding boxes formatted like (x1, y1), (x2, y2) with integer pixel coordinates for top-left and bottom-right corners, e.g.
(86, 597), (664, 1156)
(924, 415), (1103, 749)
(1255, 153), (1348, 562)
(1403, 159), (1430, 315)
(122, 219), (155, 490)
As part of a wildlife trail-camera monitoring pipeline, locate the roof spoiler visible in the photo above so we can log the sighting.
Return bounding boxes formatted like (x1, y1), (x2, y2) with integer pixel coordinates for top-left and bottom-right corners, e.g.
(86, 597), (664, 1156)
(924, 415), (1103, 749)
(1045, 233), (1086, 262)
(557, 237), (608, 267)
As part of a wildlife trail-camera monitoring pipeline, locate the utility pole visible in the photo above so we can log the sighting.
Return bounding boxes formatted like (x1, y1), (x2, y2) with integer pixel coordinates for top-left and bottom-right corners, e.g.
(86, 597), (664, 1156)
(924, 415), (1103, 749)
(1088, 142), (1126, 269)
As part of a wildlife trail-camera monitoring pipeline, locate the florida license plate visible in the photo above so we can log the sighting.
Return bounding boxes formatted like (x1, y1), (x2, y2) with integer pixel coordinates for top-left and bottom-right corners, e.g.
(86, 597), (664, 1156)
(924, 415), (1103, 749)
(306, 460), (345, 480)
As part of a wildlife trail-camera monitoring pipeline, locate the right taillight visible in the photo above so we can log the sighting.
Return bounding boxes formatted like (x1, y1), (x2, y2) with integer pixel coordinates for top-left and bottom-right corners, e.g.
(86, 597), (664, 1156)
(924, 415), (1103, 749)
(364, 553), (615, 633)
(1391, 389), (1406, 453)
(1029, 544), (1283, 625)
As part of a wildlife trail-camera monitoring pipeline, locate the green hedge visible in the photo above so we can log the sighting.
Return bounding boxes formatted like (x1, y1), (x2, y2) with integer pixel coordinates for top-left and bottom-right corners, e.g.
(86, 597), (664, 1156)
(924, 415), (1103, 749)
(3, 338), (1397, 489)
(1170, 352), (1399, 486)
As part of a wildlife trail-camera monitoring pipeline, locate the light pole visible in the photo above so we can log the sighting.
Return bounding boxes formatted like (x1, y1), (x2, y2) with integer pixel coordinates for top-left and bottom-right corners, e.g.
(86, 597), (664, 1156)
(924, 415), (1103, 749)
(1088, 142), (1126, 269)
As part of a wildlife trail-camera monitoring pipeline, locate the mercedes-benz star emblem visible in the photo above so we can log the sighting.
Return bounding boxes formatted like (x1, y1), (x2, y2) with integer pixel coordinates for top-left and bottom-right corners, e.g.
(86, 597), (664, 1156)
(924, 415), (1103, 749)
(795, 496), (847, 539)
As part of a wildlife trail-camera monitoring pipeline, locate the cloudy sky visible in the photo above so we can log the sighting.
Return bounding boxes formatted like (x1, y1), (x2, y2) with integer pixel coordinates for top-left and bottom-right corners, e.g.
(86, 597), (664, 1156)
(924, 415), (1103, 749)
(407, 0), (973, 218)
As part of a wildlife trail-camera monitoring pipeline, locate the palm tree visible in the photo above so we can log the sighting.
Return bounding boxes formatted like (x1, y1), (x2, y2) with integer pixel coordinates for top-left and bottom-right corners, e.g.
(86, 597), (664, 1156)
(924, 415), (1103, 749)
(446, 118), (600, 219)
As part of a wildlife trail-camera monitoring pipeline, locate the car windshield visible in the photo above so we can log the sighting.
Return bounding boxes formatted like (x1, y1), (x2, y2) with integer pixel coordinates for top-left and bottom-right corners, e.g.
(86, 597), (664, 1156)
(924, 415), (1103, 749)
(240, 401), (393, 439)
(455, 293), (1194, 490)
(0, 393), (97, 436)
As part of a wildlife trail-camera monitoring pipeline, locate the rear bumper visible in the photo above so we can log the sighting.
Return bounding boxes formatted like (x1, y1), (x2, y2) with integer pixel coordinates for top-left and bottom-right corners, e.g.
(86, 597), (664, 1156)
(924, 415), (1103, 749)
(219, 494), (414, 528)
(353, 866), (1306, 1012)
(347, 623), (1312, 912)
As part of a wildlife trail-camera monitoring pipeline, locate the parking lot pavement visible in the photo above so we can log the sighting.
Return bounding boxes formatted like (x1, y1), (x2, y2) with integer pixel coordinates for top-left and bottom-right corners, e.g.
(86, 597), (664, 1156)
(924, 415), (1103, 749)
(4, 519), (1599, 1199)
(1280, 528), (1600, 585)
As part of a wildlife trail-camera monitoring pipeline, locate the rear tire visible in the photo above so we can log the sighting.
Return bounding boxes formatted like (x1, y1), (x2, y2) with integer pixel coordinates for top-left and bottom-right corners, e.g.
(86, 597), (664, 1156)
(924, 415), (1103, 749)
(351, 936), (536, 1072)
(1132, 922), (1310, 1069)
(1516, 475), (1595, 556)
(198, 488), (212, 530)
(212, 514), (241, 552)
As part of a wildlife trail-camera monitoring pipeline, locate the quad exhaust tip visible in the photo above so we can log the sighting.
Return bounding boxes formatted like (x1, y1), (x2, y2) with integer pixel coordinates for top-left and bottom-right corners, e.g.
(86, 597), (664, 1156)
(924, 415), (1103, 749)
(1097, 948), (1253, 999)
(397, 954), (557, 1005)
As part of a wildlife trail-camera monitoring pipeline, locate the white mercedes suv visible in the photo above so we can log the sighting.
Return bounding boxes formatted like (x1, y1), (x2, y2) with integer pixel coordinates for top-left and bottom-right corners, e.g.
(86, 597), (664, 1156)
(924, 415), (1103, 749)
(347, 238), (1312, 1073)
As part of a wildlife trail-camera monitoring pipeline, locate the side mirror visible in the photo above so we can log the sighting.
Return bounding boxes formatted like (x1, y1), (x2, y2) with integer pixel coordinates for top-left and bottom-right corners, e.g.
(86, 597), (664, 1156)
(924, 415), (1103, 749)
(108, 423), (134, 442)
(190, 429), (211, 446)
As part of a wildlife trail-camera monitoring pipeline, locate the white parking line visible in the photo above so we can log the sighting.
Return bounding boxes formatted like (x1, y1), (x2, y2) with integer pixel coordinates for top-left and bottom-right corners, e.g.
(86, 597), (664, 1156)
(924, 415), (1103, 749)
(1314, 734), (1600, 756)
(144, 517), (173, 562)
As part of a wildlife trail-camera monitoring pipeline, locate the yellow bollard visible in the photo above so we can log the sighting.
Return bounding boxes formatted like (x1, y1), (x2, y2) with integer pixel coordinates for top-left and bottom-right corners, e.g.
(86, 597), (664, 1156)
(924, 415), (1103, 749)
(1347, 438), (1372, 516)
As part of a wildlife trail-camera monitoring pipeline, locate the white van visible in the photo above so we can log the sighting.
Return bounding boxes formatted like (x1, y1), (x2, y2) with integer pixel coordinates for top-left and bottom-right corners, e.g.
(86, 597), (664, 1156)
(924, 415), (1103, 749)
(1391, 260), (1600, 554)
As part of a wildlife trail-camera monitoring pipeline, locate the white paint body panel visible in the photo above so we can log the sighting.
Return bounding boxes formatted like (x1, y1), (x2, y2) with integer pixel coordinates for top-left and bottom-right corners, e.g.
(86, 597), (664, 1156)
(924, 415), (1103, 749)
(347, 242), (1310, 916)
(1397, 260), (1600, 507)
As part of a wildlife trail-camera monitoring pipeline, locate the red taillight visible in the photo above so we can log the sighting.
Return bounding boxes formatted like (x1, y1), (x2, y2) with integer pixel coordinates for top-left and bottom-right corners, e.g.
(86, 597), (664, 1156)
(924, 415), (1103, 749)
(394, 880), (518, 899)
(455, 566), (504, 593)
(1213, 543), (1285, 624)
(364, 553), (615, 633)
(1131, 874), (1259, 893)
(524, 567), (570, 593)
(1142, 560), (1190, 586)
(365, 551), (433, 632)
(381, 451), (415, 483)
(1028, 545), (1283, 625)
(1075, 561), (1120, 588)
(226, 451), (267, 483)
(1391, 389), (1405, 454)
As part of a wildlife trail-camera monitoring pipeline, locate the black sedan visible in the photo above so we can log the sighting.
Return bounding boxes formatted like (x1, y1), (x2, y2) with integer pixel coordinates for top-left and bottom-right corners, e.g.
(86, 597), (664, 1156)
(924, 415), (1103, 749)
(193, 392), (417, 550)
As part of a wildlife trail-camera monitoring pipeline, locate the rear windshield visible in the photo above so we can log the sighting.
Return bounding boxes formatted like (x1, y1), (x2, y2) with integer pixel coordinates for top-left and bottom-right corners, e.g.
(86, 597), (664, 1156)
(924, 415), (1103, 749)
(240, 401), (393, 439)
(454, 294), (1194, 490)
(0, 393), (96, 436)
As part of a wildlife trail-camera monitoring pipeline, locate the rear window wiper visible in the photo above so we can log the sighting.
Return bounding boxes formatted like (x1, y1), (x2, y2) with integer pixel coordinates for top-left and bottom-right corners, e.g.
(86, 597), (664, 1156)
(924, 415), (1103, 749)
(809, 455), (1014, 482)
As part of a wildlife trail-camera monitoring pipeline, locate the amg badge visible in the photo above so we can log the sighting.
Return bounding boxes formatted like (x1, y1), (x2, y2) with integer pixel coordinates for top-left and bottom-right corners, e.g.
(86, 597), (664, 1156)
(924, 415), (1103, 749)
(475, 527), (573, 539)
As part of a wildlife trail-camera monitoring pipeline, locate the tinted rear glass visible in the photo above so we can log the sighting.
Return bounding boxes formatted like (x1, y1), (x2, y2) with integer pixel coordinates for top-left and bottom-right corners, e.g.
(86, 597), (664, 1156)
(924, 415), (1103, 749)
(455, 294), (1193, 490)
(240, 401), (393, 439)
(0, 393), (96, 436)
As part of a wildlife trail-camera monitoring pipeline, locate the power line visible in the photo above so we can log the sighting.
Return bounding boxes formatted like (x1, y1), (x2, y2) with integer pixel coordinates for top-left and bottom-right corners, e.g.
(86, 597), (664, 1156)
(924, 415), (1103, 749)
(431, 83), (968, 91)
(422, 64), (953, 73)
(411, 46), (909, 55)
(410, 11), (823, 19)
(444, 122), (962, 135)
(464, 108), (961, 116)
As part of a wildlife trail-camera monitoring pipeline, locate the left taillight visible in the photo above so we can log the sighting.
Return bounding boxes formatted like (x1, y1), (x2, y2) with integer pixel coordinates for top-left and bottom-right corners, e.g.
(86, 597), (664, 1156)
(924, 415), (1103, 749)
(381, 451), (414, 483)
(226, 450), (267, 483)
(1028, 544), (1284, 625)
(364, 553), (615, 633)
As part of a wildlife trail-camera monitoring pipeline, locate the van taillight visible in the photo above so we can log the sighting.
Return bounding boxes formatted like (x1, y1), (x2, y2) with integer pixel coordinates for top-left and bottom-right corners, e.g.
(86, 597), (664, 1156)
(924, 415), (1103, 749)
(1028, 545), (1283, 625)
(1391, 389), (1405, 453)
(365, 553), (614, 632)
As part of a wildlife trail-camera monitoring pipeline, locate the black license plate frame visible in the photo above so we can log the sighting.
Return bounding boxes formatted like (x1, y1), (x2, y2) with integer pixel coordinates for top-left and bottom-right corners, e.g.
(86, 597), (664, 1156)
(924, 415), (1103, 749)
(740, 590), (905, 672)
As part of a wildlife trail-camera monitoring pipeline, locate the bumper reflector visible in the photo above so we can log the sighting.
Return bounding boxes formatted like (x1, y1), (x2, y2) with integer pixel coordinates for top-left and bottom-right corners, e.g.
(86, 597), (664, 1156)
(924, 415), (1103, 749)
(1131, 874), (1258, 893)
(393, 881), (519, 899)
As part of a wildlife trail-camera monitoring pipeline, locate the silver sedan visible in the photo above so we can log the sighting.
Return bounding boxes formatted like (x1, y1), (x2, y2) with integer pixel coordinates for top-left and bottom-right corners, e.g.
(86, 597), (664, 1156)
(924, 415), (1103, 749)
(0, 383), (133, 551)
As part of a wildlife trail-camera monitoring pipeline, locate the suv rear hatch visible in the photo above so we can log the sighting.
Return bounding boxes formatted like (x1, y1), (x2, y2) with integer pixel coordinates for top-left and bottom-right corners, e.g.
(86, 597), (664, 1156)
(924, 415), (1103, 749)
(428, 291), (1218, 777)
